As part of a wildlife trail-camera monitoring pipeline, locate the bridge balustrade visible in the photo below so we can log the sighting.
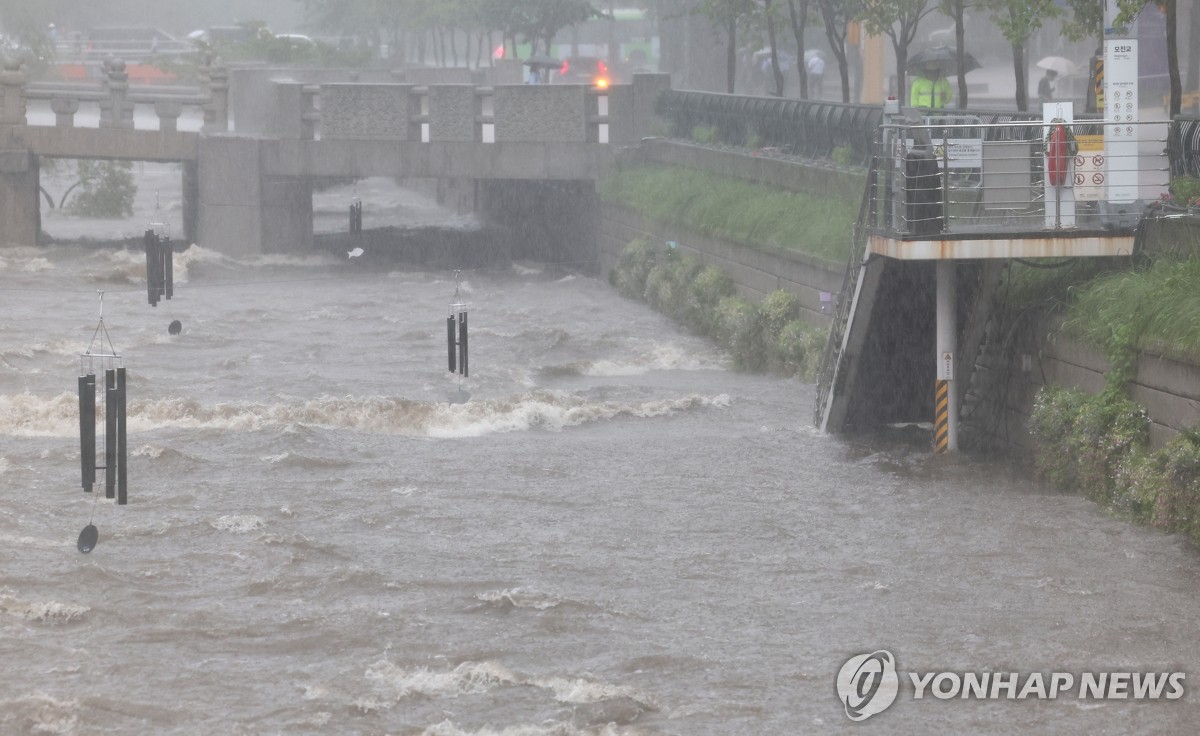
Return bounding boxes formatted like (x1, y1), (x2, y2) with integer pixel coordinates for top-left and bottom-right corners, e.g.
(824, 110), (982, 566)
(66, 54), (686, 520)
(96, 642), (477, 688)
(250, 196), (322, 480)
(868, 118), (1169, 240)
(13, 57), (225, 132)
(291, 78), (672, 145)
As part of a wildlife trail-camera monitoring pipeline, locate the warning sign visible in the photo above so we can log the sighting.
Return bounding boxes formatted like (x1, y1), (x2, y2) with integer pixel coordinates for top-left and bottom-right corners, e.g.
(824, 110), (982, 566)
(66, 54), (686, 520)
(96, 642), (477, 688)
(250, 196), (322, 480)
(1074, 134), (1105, 201)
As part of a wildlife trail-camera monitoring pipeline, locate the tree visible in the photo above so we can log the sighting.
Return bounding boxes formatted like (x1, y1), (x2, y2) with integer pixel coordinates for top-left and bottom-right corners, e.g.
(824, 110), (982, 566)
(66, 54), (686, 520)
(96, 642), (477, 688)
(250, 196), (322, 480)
(939, 0), (981, 107)
(697, 0), (757, 94)
(507, 0), (603, 53)
(985, 0), (1059, 111)
(857, 0), (937, 107)
(816, 0), (862, 102)
(785, 0), (812, 98)
(762, 0), (786, 96)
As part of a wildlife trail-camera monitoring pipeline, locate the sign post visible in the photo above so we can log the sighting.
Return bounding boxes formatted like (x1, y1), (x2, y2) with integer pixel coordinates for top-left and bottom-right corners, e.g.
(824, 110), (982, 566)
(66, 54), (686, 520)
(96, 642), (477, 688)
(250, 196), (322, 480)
(1104, 39), (1138, 203)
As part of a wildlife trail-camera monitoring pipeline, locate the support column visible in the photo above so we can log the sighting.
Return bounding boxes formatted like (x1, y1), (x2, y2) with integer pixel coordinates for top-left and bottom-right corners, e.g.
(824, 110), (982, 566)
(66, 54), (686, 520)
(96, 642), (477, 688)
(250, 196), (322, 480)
(0, 148), (39, 246)
(935, 260), (958, 453)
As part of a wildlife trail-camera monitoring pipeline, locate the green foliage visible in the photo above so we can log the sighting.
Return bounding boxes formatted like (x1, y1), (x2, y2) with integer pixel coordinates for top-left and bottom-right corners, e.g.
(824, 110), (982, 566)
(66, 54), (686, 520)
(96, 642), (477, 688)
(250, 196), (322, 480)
(1029, 385), (1200, 545)
(1063, 256), (1200, 369)
(1169, 175), (1200, 206)
(599, 165), (859, 264)
(1029, 386), (1150, 506)
(830, 146), (854, 167)
(715, 294), (765, 370)
(68, 160), (136, 218)
(610, 237), (657, 298)
(691, 125), (720, 144)
(609, 239), (828, 381)
(1003, 258), (1111, 310)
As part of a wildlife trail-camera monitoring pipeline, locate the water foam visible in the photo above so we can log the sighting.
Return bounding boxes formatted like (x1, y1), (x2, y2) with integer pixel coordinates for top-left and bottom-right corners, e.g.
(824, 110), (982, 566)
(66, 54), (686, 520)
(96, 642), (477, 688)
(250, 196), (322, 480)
(362, 660), (520, 702)
(0, 390), (730, 438)
(209, 515), (265, 533)
(0, 693), (80, 735)
(473, 587), (565, 611)
(0, 592), (89, 623)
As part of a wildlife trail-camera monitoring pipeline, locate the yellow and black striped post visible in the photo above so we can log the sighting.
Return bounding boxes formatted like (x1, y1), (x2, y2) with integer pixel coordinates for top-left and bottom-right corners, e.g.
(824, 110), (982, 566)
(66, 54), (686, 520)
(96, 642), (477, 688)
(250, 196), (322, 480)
(934, 380), (950, 453)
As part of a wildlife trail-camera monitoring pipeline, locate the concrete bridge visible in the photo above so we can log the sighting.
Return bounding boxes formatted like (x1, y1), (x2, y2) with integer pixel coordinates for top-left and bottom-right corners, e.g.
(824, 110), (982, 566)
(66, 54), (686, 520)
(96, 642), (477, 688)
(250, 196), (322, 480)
(0, 57), (670, 252)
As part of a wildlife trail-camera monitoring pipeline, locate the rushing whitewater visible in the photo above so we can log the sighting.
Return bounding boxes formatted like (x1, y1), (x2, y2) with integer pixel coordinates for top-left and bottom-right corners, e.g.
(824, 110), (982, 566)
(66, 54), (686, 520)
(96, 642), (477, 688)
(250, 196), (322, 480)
(3, 243), (1200, 735)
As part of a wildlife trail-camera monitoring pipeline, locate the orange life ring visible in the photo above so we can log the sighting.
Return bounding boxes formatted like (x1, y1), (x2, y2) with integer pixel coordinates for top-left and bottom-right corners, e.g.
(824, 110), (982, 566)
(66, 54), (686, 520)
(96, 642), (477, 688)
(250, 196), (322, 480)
(1047, 124), (1069, 187)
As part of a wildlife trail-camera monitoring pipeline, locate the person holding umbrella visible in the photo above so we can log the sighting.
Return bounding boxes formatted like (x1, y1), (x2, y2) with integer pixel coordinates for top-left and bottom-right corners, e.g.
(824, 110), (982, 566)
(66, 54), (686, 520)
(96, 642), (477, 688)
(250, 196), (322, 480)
(910, 66), (953, 109)
(1038, 69), (1057, 104)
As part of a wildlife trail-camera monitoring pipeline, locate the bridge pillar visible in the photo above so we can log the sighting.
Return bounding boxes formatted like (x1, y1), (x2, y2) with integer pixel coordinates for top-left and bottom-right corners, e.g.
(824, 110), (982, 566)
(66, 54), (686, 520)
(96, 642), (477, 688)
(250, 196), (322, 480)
(631, 74), (671, 139)
(103, 60), (134, 129)
(0, 60), (26, 125)
(0, 148), (39, 247)
(203, 61), (229, 134)
(196, 137), (263, 254)
(195, 136), (311, 254)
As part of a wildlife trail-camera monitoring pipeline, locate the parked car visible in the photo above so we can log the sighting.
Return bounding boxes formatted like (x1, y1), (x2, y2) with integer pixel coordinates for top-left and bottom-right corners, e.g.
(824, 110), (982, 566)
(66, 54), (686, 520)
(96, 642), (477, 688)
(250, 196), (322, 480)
(557, 55), (611, 88)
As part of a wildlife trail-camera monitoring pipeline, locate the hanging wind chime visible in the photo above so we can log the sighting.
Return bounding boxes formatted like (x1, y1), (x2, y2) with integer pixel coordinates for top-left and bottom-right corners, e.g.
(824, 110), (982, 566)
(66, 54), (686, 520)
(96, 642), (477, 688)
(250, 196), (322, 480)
(446, 271), (470, 404)
(76, 291), (129, 553)
(144, 194), (174, 307)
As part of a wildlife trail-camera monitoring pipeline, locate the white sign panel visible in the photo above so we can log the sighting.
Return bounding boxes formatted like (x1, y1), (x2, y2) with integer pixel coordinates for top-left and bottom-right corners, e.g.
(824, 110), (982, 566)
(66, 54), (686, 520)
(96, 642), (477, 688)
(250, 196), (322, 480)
(904, 138), (983, 169)
(1105, 39), (1138, 203)
(939, 351), (954, 381)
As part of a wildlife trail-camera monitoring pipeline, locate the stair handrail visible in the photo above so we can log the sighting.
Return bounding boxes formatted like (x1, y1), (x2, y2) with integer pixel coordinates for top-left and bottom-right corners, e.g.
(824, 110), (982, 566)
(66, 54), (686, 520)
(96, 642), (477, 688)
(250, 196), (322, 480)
(813, 147), (880, 427)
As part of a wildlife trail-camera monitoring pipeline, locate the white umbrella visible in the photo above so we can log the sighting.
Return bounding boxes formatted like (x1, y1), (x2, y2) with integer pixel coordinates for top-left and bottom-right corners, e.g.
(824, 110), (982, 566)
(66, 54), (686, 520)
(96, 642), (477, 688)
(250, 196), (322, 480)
(1036, 56), (1076, 76)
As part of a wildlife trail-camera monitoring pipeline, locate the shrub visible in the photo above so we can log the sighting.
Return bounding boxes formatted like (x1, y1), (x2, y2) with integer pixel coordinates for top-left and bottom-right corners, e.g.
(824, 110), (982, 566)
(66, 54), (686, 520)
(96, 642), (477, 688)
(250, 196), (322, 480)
(1029, 386), (1150, 506)
(758, 290), (801, 345)
(68, 160), (137, 218)
(688, 266), (736, 333)
(715, 295), (764, 371)
(831, 146), (855, 167)
(772, 319), (826, 380)
(1169, 174), (1200, 204)
(692, 124), (720, 144)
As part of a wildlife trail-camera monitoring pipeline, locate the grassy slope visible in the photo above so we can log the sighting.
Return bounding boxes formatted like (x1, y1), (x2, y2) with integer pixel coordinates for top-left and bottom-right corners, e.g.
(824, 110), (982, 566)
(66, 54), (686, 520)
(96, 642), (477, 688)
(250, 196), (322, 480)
(599, 165), (859, 265)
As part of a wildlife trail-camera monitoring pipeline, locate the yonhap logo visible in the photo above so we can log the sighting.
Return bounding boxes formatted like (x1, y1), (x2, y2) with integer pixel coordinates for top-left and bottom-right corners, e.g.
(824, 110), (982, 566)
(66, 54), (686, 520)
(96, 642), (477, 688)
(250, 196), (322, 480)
(837, 650), (899, 721)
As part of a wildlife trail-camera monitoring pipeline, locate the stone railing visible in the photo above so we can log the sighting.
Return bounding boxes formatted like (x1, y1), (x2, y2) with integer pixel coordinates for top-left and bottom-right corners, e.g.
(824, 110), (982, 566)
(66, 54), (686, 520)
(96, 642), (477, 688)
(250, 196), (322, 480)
(260, 73), (671, 145)
(7, 57), (227, 133)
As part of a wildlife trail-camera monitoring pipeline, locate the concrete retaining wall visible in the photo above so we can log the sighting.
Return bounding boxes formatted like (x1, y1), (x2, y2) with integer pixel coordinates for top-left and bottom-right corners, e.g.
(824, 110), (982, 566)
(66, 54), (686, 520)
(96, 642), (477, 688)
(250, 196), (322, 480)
(970, 313), (1200, 451)
(599, 204), (842, 325)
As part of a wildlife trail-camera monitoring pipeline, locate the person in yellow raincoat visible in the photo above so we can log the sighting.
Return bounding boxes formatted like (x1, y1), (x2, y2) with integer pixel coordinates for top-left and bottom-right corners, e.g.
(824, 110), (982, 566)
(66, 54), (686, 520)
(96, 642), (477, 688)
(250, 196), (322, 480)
(909, 67), (953, 108)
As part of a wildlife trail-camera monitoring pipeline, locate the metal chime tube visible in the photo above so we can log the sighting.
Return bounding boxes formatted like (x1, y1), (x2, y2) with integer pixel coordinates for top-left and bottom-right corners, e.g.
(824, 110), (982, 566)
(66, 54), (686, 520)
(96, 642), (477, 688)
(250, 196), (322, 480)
(459, 311), (468, 378)
(163, 238), (174, 300)
(104, 368), (117, 498)
(116, 367), (127, 505)
(447, 315), (457, 371)
(145, 230), (159, 306)
(78, 374), (96, 492)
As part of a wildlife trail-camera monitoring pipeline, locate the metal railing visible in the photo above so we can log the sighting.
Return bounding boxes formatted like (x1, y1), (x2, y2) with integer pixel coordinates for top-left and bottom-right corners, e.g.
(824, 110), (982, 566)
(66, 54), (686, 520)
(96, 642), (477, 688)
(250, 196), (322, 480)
(868, 117), (1169, 237)
(813, 154), (879, 427)
(654, 89), (1052, 164)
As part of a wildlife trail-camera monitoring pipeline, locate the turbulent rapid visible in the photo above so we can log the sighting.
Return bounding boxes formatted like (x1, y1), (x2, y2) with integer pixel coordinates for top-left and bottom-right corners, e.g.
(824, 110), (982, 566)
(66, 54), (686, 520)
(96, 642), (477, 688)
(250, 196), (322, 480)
(2, 242), (1200, 735)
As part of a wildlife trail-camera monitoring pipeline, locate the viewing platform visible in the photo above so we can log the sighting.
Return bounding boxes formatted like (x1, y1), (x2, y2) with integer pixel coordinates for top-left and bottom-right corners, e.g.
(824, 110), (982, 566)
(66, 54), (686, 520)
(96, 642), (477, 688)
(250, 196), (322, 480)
(815, 113), (1171, 452)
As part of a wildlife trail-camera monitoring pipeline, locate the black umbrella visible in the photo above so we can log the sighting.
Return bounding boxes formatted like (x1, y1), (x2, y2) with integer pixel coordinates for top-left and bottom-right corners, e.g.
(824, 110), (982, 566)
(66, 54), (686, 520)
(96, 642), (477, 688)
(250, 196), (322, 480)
(523, 54), (561, 69)
(908, 46), (980, 77)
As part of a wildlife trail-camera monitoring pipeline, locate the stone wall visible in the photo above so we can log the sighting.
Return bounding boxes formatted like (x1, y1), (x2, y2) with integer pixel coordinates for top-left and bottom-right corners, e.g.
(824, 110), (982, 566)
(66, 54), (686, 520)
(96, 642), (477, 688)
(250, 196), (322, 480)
(599, 204), (842, 325)
(493, 85), (591, 143)
(968, 313), (1200, 452)
(229, 66), (396, 137)
(320, 84), (421, 141)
